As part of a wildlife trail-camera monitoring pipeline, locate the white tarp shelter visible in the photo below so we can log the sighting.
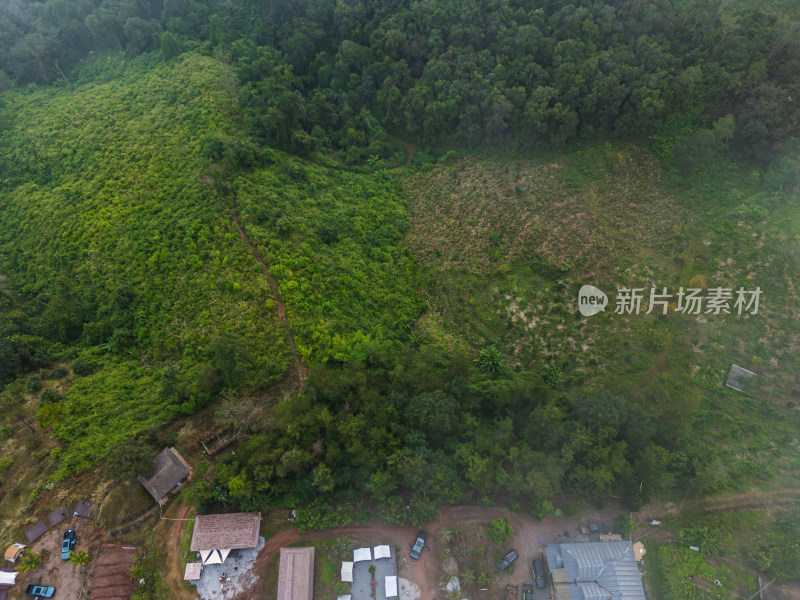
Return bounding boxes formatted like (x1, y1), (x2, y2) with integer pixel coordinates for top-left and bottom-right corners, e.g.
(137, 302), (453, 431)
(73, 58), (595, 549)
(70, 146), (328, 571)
(199, 548), (231, 565)
(341, 561), (354, 582)
(385, 575), (398, 598)
(374, 545), (391, 559)
(337, 595), (352, 600)
(353, 547), (372, 562)
(0, 571), (17, 585)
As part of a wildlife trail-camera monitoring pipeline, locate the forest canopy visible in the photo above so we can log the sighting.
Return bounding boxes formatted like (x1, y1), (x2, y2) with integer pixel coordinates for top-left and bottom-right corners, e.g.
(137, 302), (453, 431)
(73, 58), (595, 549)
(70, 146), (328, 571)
(1, 0), (798, 157)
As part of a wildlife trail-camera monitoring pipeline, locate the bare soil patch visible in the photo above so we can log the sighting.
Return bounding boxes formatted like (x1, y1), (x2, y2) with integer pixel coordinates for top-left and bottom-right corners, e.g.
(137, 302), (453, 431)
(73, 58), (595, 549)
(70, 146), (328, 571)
(88, 544), (137, 599)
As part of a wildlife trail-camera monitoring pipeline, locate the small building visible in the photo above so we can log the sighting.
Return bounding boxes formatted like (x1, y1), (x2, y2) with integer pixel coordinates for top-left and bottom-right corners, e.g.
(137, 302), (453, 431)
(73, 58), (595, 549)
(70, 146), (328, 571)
(546, 541), (646, 600)
(341, 561), (354, 582)
(374, 545), (391, 559)
(4, 544), (26, 564)
(726, 365), (757, 394)
(277, 547), (315, 600)
(190, 512), (261, 566)
(138, 447), (192, 504)
(184, 562), (202, 582)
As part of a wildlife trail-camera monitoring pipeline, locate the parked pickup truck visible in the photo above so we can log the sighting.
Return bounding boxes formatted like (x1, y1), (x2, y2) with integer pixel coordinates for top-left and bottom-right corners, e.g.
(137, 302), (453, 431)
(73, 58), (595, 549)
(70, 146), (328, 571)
(25, 584), (56, 599)
(497, 549), (519, 571)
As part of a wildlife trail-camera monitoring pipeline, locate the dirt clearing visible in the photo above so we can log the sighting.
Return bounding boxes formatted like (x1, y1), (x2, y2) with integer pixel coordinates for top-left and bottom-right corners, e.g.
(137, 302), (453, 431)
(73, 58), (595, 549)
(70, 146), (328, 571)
(88, 544), (137, 599)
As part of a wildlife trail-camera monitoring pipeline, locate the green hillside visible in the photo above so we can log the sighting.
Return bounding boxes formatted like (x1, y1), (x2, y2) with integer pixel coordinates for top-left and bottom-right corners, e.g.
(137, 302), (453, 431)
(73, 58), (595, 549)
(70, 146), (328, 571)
(0, 0), (798, 592)
(0, 54), (292, 480)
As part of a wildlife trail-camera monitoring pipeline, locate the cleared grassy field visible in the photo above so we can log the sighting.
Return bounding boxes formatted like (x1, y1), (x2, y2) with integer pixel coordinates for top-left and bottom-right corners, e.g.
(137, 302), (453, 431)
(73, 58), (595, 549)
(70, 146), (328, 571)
(400, 143), (800, 496)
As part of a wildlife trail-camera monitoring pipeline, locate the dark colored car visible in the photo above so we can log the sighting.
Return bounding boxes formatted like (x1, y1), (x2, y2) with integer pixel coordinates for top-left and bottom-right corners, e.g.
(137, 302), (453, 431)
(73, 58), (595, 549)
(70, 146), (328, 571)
(25, 584), (56, 598)
(522, 583), (534, 600)
(61, 528), (76, 560)
(533, 559), (546, 588)
(497, 549), (519, 571)
(410, 530), (428, 559)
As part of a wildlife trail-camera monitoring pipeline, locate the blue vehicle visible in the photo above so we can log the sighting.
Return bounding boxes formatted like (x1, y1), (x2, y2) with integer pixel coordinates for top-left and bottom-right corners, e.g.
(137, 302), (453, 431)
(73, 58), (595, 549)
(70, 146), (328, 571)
(25, 584), (56, 598)
(409, 531), (427, 560)
(61, 529), (76, 560)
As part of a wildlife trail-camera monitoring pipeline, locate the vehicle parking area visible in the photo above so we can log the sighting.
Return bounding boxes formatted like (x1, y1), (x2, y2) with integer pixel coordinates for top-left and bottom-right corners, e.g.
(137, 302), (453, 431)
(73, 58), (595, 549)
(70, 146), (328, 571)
(19, 516), (97, 599)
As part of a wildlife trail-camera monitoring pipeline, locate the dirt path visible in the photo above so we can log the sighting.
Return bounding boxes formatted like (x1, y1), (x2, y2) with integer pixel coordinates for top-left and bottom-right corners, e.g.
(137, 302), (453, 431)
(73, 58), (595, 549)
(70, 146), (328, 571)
(232, 199), (308, 388)
(159, 502), (195, 600)
(640, 488), (800, 520)
(391, 139), (416, 170)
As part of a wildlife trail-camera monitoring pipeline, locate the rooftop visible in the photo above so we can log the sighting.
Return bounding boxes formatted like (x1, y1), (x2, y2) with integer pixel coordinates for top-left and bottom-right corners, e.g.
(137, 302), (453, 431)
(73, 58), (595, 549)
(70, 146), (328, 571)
(138, 447), (191, 501)
(190, 512), (261, 552)
(277, 547), (315, 600)
(545, 541), (646, 600)
(184, 562), (202, 581)
(726, 365), (757, 394)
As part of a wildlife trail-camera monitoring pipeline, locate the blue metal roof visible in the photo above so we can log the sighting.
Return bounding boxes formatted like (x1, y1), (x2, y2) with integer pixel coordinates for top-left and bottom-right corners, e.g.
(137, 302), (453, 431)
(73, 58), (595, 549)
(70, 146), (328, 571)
(545, 541), (646, 600)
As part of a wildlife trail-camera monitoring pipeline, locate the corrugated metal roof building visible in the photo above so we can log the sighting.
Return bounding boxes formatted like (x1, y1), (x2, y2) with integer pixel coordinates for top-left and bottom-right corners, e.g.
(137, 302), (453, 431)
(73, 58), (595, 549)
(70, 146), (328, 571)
(545, 541), (645, 600)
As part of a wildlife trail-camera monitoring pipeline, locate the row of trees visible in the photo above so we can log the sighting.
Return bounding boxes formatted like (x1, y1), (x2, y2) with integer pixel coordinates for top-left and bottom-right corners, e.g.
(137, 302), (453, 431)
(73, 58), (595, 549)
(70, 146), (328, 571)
(185, 338), (714, 517)
(2, 0), (798, 156)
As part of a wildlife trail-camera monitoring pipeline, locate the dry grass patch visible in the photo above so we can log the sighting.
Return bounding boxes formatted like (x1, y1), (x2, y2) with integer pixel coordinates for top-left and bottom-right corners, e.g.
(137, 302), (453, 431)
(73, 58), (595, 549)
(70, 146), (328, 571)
(401, 148), (686, 279)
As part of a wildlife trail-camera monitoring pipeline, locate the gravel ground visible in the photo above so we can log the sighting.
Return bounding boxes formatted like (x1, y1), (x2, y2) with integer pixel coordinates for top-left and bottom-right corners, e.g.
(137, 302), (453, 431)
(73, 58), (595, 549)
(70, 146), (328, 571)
(399, 577), (422, 600)
(350, 548), (398, 600)
(194, 537), (265, 599)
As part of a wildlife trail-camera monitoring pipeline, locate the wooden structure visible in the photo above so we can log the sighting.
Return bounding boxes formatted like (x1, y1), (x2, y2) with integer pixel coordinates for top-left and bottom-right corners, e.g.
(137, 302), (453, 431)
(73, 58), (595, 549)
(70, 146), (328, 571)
(277, 547), (315, 600)
(200, 428), (237, 456)
(190, 512), (261, 566)
(138, 447), (192, 504)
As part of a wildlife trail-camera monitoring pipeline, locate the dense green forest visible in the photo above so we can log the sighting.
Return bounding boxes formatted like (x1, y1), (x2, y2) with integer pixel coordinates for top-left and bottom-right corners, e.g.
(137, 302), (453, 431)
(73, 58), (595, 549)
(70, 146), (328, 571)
(2, 0), (799, 155)
(0, 1), (798, 583)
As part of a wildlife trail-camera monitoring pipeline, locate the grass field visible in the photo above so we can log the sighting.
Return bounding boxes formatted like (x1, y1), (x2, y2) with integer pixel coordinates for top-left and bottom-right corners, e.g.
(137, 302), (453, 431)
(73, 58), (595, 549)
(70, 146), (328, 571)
(642, 506), (800, 600)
